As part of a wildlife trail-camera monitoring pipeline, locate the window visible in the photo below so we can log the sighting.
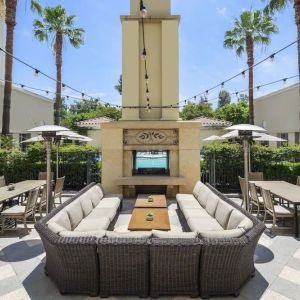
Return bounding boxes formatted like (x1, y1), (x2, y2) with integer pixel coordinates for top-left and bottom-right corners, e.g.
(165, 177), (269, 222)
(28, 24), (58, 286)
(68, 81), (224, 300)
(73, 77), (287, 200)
(277, 133), (288, 147)
(295, 132), (300, 145)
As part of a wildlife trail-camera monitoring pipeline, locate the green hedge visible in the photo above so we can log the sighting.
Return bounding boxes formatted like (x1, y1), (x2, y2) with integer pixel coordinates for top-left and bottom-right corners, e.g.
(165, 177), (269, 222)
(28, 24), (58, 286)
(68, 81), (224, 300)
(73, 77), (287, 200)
(201, 143), (300, 190)
(0, 143), (101, 189)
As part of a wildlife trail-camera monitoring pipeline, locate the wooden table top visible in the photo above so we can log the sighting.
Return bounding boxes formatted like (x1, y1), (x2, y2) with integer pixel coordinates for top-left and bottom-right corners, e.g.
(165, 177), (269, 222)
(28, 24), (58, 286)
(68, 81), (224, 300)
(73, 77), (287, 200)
(251, 181), (300, 204)
(0, 180), (46, 203)
(135, 194), (167, 208)
(128, 208), (171, 231)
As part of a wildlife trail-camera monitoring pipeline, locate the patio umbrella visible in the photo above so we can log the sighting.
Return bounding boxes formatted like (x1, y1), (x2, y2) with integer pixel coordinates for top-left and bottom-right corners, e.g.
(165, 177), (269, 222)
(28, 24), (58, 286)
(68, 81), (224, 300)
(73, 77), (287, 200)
(28, 125), (70, 214)
(253, 133), (287, 142)
(202, 135), (225, 187)
(225, 124), (266, 211)
(20, 135), (44, 143)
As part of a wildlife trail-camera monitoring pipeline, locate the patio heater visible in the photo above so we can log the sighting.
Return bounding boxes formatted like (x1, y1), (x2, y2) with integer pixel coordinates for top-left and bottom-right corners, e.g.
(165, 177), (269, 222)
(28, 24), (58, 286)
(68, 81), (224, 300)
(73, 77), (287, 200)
(28, 125), (70, 214)
(224, 124), (266, 211)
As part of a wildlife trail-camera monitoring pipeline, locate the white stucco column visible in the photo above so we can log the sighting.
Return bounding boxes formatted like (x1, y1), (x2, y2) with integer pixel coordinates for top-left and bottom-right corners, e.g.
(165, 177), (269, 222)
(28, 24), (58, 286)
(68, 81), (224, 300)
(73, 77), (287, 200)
(0, 0), (5, 80)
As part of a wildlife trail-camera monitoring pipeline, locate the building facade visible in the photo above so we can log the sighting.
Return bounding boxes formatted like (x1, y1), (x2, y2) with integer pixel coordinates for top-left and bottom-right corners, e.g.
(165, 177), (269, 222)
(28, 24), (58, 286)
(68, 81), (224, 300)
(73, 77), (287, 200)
(254, 83), (300, 146)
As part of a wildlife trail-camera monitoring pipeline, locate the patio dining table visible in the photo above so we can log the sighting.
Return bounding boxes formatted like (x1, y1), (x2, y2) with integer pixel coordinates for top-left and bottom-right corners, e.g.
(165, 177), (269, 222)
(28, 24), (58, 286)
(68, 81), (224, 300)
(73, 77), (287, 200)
(251, 181), (300, 238)
(0, 180), (46, 204)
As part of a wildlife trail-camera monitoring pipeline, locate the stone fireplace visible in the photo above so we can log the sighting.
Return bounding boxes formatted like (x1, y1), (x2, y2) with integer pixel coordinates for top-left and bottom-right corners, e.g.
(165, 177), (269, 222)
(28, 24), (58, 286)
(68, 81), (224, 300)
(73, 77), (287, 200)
(101, 0), (201, 197)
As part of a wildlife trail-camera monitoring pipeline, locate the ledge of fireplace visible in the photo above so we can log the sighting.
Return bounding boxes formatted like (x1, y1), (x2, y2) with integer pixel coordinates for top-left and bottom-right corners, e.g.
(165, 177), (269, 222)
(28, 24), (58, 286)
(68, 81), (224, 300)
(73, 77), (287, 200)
(116, 176), (185, 186)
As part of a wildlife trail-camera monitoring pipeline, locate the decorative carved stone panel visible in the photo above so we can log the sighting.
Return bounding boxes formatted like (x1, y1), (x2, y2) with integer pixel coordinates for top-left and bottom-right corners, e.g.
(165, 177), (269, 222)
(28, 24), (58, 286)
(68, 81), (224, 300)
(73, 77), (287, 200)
(123, 129), (178, 146)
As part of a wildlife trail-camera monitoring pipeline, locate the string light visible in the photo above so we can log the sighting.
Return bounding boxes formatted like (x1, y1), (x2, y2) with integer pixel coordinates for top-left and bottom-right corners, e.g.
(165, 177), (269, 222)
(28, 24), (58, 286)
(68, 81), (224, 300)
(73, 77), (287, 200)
(141, 48), (147, 60)
(257, 86), (260, 91)
(140, 0), (148, 18)
(269, 53), (275, 63)
(221, 82), (225, 89)
(283, 78), (287, 84)
(179, 39), (299, 105)
(146, 88), (150, 96)
(34, 69), (39, 77)
(145, 73), (149, 83)
(62, 83), (66, 91)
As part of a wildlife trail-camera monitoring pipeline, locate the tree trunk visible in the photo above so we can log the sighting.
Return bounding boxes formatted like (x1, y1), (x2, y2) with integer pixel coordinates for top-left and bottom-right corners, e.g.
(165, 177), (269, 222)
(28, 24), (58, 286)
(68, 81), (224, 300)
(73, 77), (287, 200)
(54, 32), (63, 125)
(246, 35), (254, 125)
(1, 0), (17, 135)
(294, 0), (300, 130)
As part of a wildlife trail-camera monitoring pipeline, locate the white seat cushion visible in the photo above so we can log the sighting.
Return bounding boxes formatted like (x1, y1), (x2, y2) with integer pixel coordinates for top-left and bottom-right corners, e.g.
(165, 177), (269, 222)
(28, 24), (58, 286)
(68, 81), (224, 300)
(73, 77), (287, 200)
(48, 209), (72, 231)
(86, 207), (116, 222)
(95, 197), (120, 210)
(205, 194), (220, 217)
(187, 217), (223, 232)
(106, 231), (152, 239)
(106, 193), (123, 201)
(181, 207), (211, 220)
(215, 200), (234, 229)
(1, 205), (25, 216)
(273, 205), (293, 215)
(66, 199), (84, 230)
(59, 230), (106, 238)
(177, 197), (201, 211)
(199, 228), (244, 239)
(74, 217), (110, 232)
(152, 230), (197, 239)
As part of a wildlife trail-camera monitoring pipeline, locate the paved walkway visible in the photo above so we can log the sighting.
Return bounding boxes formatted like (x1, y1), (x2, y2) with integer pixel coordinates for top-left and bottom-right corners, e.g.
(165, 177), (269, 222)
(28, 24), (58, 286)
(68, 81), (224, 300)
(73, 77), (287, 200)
(0, 197), (299, 299)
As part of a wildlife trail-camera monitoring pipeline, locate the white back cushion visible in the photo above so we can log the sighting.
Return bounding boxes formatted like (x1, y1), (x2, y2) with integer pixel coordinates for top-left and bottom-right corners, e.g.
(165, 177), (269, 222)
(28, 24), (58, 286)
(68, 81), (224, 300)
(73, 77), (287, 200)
(106, 231), (152, 239)
(79, 194), (93, 217)
(49, 209), (71, 231)
(66, 199), (84, 230)
(215, 200), (234, 228)
(90, 185), (104, 207)
(237, 218), (253, 232)
(205, 194), (220, 217)
(48, 222), (67, 234)
(227, 209), (247, 230)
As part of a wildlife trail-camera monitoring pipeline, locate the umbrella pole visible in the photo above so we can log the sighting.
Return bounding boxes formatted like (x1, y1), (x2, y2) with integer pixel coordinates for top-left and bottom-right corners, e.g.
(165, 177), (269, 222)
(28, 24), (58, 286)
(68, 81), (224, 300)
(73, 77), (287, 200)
(243, 138), (250, 211)
(46, 138), (53, 214)
(56, 141), (60, 180)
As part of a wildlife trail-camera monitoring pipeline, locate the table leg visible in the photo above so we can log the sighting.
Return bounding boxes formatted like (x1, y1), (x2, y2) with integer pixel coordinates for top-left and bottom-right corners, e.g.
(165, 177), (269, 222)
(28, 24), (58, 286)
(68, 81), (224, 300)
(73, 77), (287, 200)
(294, 204), (298, 238)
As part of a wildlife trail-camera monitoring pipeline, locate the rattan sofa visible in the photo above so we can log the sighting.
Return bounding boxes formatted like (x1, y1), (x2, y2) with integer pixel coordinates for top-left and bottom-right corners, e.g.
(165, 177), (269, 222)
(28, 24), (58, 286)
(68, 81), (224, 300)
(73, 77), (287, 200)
(35, 182), (265, 298)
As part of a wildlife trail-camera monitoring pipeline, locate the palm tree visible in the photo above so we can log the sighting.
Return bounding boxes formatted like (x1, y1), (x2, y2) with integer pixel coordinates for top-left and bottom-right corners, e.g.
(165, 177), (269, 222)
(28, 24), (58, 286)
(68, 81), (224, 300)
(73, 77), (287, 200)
(224, 10), (278, 124)
(1, 0), (41, 135)
(33, 4), (84, 125)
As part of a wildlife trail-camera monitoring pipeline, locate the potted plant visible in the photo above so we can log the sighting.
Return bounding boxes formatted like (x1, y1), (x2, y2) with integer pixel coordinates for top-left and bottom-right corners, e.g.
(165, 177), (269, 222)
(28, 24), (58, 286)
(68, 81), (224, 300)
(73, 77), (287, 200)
(148, 195), (154, 202)
(7, 183), (15, 191)
(146, 211), (154, 221)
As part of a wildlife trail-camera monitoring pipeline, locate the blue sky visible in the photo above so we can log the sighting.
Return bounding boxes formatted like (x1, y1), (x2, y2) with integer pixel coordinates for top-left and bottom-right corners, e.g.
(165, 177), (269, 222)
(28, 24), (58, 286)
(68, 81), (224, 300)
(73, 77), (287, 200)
(13, 0), (297, 108)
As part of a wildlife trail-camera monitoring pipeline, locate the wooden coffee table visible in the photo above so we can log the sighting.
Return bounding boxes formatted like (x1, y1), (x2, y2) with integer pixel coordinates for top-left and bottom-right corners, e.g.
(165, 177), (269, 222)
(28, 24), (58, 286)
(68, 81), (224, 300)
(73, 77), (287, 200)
(135, 194), (167, 208)
(128, 208), (171, 231)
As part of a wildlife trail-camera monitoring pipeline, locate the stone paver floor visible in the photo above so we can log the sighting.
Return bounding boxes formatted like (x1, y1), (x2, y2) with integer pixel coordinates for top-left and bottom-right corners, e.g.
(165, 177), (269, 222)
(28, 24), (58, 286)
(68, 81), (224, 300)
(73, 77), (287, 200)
(0, 195), (299, 299)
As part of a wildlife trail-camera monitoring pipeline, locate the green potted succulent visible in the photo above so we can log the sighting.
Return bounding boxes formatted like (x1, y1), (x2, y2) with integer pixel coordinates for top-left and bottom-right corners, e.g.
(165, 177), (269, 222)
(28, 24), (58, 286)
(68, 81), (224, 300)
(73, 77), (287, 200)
(7, 183), (15, 191)
(148, 195), (154, 202)
(146, 211), (154, 221)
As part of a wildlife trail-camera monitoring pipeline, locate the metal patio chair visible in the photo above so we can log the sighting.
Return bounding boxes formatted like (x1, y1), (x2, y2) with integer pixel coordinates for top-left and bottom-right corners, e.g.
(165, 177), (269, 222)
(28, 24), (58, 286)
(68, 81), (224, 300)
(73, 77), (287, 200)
(0, 176), (6, 188)
(249, 182), (264, 216)
(38, 172), (54, 181)
(54, 176), (65, 206)
(248, 172), (264, 181)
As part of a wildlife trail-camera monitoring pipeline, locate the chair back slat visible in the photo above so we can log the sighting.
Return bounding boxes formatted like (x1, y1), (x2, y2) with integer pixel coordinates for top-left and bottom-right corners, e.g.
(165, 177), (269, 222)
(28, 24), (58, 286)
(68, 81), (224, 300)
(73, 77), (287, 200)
(38, 172), (53, 181)
(54, 176), (65, 195)
(238, 176), (246, 199)
(248, 172), (264, 181)
(261, 188), (273, 213)
(249, 182), (259, 204)
(39, 184), (47, 207)
(26, 188), (40, 213)
(0, 176), (6, 188)
(297, 176), (300, 186)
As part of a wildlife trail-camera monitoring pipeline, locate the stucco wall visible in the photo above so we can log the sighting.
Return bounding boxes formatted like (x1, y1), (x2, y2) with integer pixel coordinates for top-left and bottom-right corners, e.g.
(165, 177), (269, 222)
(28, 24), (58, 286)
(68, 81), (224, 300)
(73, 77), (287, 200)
(254, 84), (300, 143)
(0, 84), (54, 134)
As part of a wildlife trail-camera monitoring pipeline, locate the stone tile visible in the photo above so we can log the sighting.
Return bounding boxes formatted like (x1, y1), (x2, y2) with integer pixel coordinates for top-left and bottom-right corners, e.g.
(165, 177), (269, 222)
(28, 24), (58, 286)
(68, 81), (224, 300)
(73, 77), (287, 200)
(261, 289), (291, 300)
(279, 266), (300, 286)
(270, 277), (300, 300)
(0, 287), (31, 300)
(0, 264), (16, 281)
(293, 248), (300, 260)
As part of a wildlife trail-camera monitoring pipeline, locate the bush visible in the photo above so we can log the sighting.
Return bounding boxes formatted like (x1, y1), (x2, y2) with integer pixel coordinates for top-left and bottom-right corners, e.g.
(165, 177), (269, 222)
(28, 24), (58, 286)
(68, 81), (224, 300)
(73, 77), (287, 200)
(201, 143), (300, 191)
(0, 143), (101, 190)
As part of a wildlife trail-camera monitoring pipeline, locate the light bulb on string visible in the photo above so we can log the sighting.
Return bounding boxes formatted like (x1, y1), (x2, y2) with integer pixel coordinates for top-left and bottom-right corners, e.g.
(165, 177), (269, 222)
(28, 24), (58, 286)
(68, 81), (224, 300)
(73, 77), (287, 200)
(146, 88), (150, 96)
(81, 93), (85, 99)
(269, 54), (275, 63)
(205, 90), (209, 96)
(46, 91), (49, 95)
(66, 95), (69, 100)
(34, 69), (39, 77)
(241, 71), (246, 78)
(145, 73), (149, 83)
(194, 96), (196, 102)
(221, 82), (225, 89)
(283, 78), (287, 84)
(147, 97), (150, 102)
(62, 83), (66, 91)
(257, 86), (260, 91)
(140, 0), (147, 18)
(141, 48), (147, 60)
(20, 84), (24, 88)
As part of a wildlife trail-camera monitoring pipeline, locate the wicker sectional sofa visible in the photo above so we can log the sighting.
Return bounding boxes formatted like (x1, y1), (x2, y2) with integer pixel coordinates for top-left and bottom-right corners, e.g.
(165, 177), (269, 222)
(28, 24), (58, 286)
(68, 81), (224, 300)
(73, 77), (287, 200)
(35, 182), (265, 298)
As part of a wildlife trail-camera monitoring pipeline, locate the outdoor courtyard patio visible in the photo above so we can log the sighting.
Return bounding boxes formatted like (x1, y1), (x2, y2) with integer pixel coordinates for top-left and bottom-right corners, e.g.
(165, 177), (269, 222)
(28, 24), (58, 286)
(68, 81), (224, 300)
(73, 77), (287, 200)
(0, 195), (299, 300)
